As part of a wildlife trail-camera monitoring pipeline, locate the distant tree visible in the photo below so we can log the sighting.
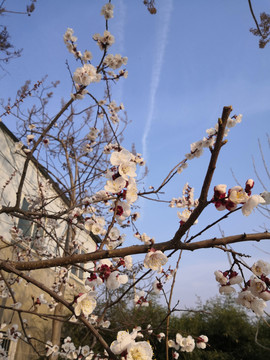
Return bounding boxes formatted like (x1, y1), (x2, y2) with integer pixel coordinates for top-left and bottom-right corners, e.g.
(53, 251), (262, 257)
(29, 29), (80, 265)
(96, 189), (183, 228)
(0, 0), (36, 68)
(62, 295), (270, 360)
(177, 296), (270, 359)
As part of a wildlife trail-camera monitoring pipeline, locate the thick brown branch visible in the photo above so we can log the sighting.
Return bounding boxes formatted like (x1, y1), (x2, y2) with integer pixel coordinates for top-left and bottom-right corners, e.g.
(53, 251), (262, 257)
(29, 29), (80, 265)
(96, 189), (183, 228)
(171, 106), (233, 244)
(1, 231), (269, 271)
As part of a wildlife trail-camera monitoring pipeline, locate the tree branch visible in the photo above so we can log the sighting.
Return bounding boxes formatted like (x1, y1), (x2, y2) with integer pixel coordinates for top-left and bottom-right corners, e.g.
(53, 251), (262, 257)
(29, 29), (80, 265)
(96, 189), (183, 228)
(1, 231), (269, 271)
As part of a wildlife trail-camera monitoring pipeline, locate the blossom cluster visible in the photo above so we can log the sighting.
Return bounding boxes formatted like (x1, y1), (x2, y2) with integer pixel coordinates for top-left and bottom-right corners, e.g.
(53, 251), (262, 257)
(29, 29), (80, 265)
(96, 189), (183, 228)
(134, 232), (155, 245)
(175, 114), (242, 175)
(170, 183), (199, 226)
(84, 257), (132, 291)
(215, 260), (270, 316)
(109, 326), (208, 360)
(73, 64), (101, 87)
(64, 11), (127, 100)
(168, 333), (208, 355)
(93, 30), (115, 50)
(214, 269), (243, 295)
(134, 290), (149, 307)
(101, 2), (114, 19)
(107, 100), (125, 124)
(212, 179), (265, 216)
(110, 328), (153, 360)
(102, 148), (145, 228)
(104, 53), (128, 70)
(83, 127), (100, 153)
(46, 337), (95, 359)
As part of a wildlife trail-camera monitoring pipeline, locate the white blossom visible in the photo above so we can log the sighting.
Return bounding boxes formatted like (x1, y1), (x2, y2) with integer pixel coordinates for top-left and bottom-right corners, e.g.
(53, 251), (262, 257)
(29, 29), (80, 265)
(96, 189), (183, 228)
(74, 293), (96, 317)
(242, 194), (265, 216)
(124, 255), (133, 270)
(260, 191), (270, 204)
(249, 275), (267, 296)
(126, 182), (138, 203)
(236, 290), (266, 316)
(104, 176), (126, 193)
(73, 64), (101, 86)
(251, 260), (270, 276)
(119, 161), (137, 180)
(110, 330), (138, 355)
(157, 332), (165, 342)
(104, 53), (128, 70)
(110, 149), (132, 166)
(101, 3), (114, 19)
(176, 334), (195, 352)
(219, 285), (235, 295)
(214, 270), (227, 285)
(126, 341), (153, 360)
(106, 271), (128, 290)
(93, 30), (115, 50)
(196, 335), (208, 349)
(144, 250), (168, 272)
(82, 50), (93, 63)
(228, 186), (249, 204)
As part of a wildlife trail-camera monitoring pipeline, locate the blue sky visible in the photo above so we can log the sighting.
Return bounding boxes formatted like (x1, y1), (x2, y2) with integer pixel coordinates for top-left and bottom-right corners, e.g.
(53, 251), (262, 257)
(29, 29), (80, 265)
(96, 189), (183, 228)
(1, 0), (270, 308)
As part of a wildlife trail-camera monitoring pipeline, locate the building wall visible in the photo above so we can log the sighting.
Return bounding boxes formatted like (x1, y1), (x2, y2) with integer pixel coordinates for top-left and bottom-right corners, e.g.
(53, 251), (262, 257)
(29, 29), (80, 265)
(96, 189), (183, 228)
(0, 124), (96, 359)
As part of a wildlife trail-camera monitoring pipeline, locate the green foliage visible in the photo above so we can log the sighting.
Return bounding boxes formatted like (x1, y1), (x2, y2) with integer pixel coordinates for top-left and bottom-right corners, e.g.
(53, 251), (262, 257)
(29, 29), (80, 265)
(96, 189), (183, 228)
(169, 296), (270, 360)
(62, 295), (270, 359)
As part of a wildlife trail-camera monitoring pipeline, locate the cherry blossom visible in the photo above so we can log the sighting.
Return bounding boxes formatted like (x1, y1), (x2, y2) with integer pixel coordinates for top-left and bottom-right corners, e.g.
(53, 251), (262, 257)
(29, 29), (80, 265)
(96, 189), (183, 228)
(219, 285), (235, 294)
(106, 271), (128, 290)
(144, 249), (168, 272)
(104, 176), (126, 193)
(101, 3), (114, 20)
(74, 292), (97, 317)
(73, 64), (101, 86)
(104, 53), (128, 69)
(176, 334), (195, 352)
(236, 290), (266, 316)
(134, 290), (149, 307)
(196, 335), (208, 349)
(228, 186), (249, 204)
(110, 148), (132, 166)
(251, 260), (270, 276)
(123, 255), (133, 270)
(157, 332), (165, 342)
(153, 279), (163, 294)
(110, 329), (138, 355)
(242, 194), (265, 216)
(134, 232), (155, 245)
(126, 341), (153, 360)
(260, 191), (270, 204)
(93, 30), (115, 50)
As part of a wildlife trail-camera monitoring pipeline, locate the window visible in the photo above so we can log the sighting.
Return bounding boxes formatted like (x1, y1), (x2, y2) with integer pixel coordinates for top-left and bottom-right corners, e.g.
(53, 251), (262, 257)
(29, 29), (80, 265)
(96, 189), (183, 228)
(17, 197), (45, 250)
(17, 198), (33, 237)
(0, 332), (11, 353)
(71, 249), (86, 281)
(0, 332), (17, 360)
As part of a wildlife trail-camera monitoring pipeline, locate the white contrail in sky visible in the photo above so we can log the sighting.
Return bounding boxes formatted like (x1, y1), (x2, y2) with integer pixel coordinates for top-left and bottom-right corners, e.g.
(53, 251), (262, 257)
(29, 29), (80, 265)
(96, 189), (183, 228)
(142, 0), (173, 163)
